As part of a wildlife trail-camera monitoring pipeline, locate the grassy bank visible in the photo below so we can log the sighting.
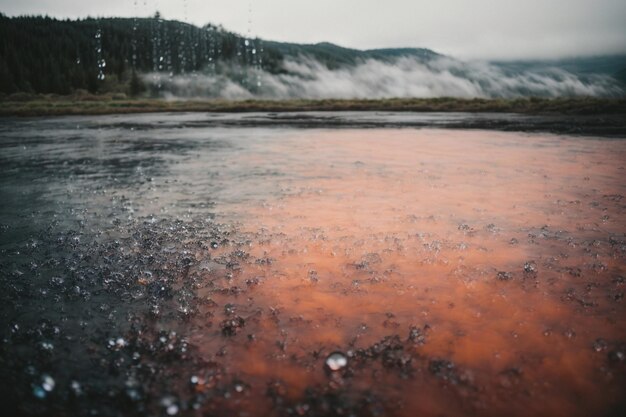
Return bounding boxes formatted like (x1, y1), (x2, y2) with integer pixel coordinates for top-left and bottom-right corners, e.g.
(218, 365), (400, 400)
(1, 94), (625, 117)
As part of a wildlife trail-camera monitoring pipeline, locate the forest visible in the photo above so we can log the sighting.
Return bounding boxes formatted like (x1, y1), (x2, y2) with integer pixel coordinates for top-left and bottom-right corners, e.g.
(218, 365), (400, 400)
(0, 13), (285, 95)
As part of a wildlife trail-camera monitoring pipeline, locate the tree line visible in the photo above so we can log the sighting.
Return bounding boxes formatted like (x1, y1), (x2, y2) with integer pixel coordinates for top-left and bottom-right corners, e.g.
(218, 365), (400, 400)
(0, 14), (283, 95)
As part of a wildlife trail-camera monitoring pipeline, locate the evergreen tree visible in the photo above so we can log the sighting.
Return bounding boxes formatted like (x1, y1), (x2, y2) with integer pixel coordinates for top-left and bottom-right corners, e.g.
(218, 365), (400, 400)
(0, 15), (278, 94)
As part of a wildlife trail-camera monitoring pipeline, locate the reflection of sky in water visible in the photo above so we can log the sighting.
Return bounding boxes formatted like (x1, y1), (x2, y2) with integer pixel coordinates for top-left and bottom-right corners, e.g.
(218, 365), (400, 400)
(0, 114), (625, 417)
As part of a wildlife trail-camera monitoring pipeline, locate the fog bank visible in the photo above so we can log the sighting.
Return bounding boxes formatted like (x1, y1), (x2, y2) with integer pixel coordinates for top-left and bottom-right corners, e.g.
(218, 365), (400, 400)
(143, 56), (623, 100)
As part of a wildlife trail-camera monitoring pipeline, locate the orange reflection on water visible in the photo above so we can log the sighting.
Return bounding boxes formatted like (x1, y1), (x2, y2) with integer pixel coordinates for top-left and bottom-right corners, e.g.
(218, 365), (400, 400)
(194, 129), (626, 416)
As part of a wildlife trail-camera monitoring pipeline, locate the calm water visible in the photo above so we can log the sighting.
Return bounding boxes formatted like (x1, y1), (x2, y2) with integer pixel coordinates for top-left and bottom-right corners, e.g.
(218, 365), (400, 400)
(1, 113), (625, 417)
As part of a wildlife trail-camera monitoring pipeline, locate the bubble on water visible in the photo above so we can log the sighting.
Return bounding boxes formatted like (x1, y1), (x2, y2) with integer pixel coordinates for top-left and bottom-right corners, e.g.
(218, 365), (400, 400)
(161, 396), (179, 415)
(70, 380), (83, 396)
(496, 271), (512, 281)
(564, 329), (576, 339)
(107, 337), (127, 350)
(325, 352), (348, 371)
(523, 261), (538, 275)
(593, 338), (608, 352)
(224, 303), (236, 315)
(50, 276), (64, 286)
(126, 388), (141, 401)
(41, 341), (54, 351)
(33, 386), (46, 399)
(42, 375), (55, 392)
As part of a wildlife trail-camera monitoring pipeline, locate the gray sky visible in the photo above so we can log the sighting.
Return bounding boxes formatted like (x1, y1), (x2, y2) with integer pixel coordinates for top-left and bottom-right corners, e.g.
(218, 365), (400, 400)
(1, 0), (625, 60)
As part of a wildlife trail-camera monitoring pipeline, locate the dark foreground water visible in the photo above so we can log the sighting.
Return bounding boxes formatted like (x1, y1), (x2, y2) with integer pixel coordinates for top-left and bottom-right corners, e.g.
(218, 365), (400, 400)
(1, 113), (625, 417)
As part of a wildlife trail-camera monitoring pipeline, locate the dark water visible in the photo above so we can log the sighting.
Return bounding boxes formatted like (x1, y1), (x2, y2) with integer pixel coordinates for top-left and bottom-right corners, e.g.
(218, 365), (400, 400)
(1, 113), (625, 417)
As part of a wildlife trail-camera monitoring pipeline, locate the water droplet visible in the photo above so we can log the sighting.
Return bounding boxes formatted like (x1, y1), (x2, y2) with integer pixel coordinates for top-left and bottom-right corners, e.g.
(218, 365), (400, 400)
(593, 338), (608, 352)
(116, 337), (127, 349)
(325, 352), (348, 371)
(33, 386), (46, 399)
(42, 375), (55, 392)
(161, 396), (179, 415)
(41, 341), (54, 351)
(70, 380), (83, 396)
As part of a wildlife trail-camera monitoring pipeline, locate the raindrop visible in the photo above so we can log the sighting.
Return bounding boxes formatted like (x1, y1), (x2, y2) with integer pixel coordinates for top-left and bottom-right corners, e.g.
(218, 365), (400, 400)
(95, 26), (105, 81)
(161, 396), (179, 415)
(593, 338), (608, 352)
(325, 352), (348, 371)
(70, 381), (83, 396)
(33, 386), (46, 399)
(42, 375), (55, 392)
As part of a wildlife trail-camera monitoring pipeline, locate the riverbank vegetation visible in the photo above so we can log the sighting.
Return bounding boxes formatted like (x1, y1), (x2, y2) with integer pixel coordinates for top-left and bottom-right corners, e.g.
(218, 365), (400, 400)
(1, 94), (625, 117)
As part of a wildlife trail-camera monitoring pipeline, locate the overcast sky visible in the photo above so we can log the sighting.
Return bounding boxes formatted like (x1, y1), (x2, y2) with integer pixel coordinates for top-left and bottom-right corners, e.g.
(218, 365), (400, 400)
(1, 0), (625, 60)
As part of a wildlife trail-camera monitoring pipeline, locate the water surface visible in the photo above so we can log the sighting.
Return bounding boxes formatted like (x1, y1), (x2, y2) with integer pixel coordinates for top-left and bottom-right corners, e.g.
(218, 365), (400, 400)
(1, 113), (625, 417)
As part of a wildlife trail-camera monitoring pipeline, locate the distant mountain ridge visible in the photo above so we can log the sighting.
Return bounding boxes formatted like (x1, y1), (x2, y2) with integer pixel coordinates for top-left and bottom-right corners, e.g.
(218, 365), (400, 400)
(0, 14), (624, 97)
(492, 55), (626, 80)
(264, 40), (441, 69)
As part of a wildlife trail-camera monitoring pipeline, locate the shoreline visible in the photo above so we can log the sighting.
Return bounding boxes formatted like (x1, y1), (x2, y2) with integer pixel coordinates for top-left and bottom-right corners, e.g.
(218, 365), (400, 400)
(1, 99), (626, 137)
(1, 97), (626, 118)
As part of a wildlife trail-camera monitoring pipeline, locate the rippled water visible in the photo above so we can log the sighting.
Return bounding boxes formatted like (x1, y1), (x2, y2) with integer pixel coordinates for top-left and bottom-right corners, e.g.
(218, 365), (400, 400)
(1, 113), (625, 417)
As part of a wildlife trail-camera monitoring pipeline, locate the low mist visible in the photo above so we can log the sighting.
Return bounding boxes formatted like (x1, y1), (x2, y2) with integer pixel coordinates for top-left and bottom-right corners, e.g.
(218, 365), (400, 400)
(143, 56), (624, 100)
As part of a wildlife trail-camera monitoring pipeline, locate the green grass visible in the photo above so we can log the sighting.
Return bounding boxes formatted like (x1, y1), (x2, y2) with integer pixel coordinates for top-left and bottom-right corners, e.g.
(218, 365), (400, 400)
(1, 95), (625, 117)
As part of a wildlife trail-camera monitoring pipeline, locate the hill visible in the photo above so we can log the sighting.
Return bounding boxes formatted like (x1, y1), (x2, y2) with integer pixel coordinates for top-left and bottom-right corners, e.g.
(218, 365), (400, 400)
(0, 14), (440, 95)
(0, 14), (623, 99)
(492, 55), (626, 83)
